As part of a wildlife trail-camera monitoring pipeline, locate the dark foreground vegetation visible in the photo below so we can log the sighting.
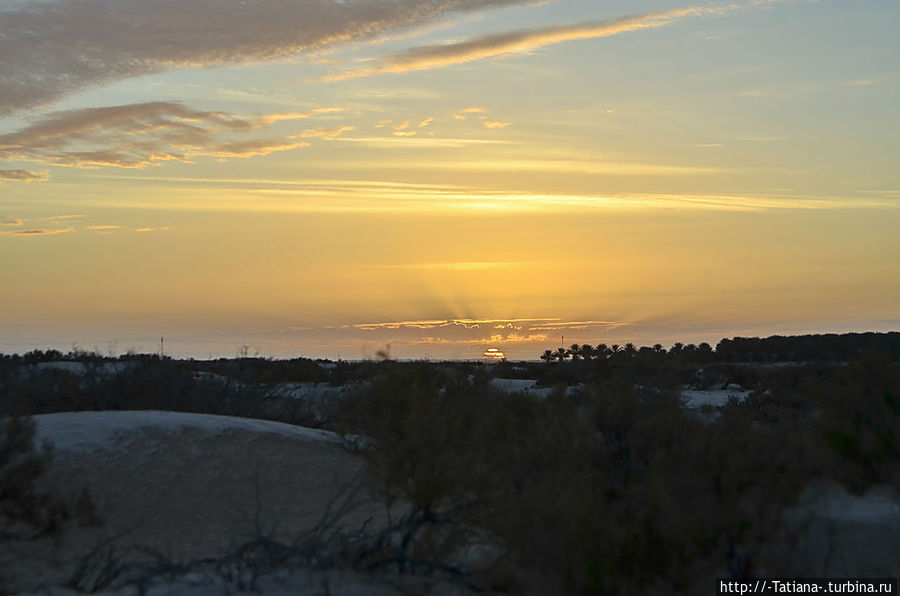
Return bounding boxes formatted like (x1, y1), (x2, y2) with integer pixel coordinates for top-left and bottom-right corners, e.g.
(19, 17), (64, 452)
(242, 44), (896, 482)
(1, 332), (898, 594)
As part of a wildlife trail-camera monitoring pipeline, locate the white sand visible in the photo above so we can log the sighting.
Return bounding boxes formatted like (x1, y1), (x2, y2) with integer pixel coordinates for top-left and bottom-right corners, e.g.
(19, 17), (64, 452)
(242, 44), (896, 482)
(7, 411), (386, 594)
(34, 409), (340, 452)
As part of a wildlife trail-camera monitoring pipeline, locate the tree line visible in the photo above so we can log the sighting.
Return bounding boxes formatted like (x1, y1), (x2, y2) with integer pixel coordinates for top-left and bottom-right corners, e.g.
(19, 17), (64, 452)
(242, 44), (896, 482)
(540, 332), (900, 364)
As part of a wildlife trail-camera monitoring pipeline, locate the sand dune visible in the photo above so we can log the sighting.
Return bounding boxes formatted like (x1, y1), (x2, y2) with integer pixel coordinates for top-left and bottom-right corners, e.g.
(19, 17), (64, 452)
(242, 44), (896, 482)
(9, 411), (398, 594)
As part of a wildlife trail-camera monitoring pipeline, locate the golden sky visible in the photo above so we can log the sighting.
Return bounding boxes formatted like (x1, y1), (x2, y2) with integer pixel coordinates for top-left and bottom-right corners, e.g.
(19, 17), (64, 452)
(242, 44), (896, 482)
(2, 0), (898, 359)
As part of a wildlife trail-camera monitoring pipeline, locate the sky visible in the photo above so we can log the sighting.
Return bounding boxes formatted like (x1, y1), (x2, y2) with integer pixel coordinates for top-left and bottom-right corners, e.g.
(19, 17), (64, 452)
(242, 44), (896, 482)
(1, 0), (898, 360)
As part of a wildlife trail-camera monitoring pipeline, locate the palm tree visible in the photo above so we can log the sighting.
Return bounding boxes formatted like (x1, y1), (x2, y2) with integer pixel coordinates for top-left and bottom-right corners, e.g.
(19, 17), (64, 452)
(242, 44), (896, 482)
(540, 349), (555, 363)
(578, 344), (595, 360)
(554, 347), (569, 361)
(569, 343), (582, 360)
(595, 343), (609, 359)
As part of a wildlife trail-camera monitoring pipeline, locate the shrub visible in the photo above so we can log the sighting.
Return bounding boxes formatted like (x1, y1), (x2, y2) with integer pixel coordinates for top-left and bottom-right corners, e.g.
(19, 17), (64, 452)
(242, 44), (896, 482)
(339, 365), (809, 594)
(0, 416), (67, 539)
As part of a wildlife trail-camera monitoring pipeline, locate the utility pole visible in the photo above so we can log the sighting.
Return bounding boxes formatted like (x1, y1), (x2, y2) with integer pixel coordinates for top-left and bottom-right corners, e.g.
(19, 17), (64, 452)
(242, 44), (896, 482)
(160, 337), (164, 358)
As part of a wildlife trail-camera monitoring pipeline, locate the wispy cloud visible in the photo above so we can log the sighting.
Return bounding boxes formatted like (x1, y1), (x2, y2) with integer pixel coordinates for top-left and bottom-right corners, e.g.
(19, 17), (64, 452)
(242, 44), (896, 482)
(256, 108), (345, 124)
(340, 318), (634, 348)
(385, 158), (723, 176)
(348, 318), (561, 331)
(452, 107), (490, 120)
(294, 126), (356, 140)
(205, 139), (310, 160)
(483, 120), (512, 129)
(0, 169), (50, 183)
(134, 226), (173, 233)
(527, 320), (633, 331)
(0, 102), (324, 172)
(0, 0), (535, 115)
(86, 225), (122, 231)
(37, 214), (84, 222)
(1, 219), (24, 227)
(103, 178), (897, 214)
(2, 227), (73, 237)
(323, 4), (754, 80)
(412, 333), (550, 345)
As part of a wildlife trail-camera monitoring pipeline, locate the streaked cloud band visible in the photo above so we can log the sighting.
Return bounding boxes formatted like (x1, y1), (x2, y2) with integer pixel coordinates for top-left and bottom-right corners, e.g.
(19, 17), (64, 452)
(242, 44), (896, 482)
(324, 3), (754, 80)
(0, 0), (535, 115)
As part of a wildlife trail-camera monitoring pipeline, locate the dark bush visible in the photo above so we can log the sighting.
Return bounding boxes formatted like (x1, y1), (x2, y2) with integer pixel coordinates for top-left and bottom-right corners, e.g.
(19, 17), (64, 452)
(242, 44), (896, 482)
(0, 416), (67, 540)
(338, 364), (812, 594)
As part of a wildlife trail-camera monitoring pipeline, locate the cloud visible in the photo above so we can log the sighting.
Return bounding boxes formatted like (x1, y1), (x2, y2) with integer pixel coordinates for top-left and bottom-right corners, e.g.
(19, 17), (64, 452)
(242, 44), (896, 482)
(38, 214), (84, 222)
(351, 319), (483, 331)
(293, 126), (356, 140)
(2, 227), (73, 237)
(134, 226), (173, 233)
(1, 213), (84, 236)
(349, 317), (561, 332)
(86, 225), (122, 231)
(527, 320), (633, 331)
(324, 4), (749, 80)
(390, 158), (722, 175)
(0, 169), (50, 183)
(483, 120), (511, 129)
(102, 173), (890, 213)
(412, 332), (549, 345)
(256, 108), (345, 124)
(206, 139), (310, 159)
(0, 0), (534, 115)
(452, 107), (489, 120)
(417, 117), (434, 128)
(0, 101), (320, 172)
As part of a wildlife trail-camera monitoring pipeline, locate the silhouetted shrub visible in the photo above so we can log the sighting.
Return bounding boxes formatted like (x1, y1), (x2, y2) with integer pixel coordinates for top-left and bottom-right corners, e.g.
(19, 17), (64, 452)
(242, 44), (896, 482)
(0, 416), (67, 539)
(338, 364), (813, 594)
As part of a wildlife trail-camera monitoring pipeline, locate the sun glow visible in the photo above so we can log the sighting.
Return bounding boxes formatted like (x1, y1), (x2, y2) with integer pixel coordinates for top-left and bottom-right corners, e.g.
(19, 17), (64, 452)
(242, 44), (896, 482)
(482, 348), (506, 362)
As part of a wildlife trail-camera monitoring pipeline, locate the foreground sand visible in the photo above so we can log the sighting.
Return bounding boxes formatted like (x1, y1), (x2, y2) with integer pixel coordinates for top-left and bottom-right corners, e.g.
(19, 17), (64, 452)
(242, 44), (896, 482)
(7, 411), (410, 594)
